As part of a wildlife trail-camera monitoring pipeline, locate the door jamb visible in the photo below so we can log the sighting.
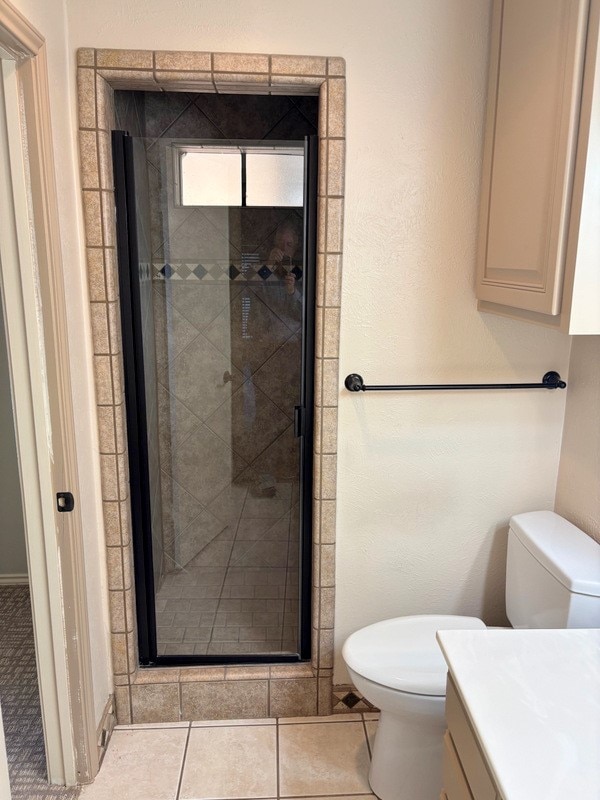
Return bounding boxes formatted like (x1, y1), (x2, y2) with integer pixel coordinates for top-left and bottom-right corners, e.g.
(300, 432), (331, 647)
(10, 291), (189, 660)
(0, 0), (98, 785)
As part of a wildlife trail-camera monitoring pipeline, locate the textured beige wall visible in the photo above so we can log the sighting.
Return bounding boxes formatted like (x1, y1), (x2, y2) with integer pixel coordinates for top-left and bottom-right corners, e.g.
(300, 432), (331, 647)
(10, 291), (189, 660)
(9, 0), (113, 724)
(555, 337), (600, 543)
(63, 0), (573, 685)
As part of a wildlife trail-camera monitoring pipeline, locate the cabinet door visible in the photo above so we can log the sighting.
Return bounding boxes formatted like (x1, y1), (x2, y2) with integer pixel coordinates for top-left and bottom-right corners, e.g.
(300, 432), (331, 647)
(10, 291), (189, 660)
(476, 0), (589, 315)
(443, 731), (474, 800)
(446, 679), (497, 800)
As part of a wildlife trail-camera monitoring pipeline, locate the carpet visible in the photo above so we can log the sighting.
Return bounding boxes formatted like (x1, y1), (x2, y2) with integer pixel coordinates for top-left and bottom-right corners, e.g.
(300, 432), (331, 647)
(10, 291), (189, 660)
(0, 585), (80, 799)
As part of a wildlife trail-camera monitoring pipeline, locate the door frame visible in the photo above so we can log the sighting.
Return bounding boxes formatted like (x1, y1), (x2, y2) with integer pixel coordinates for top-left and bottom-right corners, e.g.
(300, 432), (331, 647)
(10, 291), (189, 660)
(77, 48), (345, 722)
(0, 0), (97, 786)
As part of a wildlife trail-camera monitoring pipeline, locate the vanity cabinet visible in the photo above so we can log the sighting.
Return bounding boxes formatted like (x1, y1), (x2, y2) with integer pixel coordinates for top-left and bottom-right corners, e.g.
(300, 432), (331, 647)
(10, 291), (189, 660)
(441, 677), (502, 800)
(476, 0), (600, 334)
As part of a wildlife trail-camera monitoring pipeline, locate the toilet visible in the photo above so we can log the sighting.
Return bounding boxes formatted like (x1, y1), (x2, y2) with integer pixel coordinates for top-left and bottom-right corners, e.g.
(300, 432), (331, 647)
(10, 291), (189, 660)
(342, 511), (600, 800)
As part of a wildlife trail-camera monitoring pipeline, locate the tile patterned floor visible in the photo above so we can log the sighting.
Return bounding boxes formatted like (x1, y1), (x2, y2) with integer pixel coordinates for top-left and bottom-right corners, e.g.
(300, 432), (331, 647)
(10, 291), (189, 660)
(80, 713), (380, 800)
(156, 480), (300, 656)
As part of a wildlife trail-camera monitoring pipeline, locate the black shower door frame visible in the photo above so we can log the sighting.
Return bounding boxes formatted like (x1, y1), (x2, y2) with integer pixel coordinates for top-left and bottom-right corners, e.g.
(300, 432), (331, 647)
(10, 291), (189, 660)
(112, 131), (318, 667)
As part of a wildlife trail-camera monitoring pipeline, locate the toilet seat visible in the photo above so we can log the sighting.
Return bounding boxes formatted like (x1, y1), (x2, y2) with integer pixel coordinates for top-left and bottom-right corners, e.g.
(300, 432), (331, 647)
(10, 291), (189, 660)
(342, 614), (486, 696)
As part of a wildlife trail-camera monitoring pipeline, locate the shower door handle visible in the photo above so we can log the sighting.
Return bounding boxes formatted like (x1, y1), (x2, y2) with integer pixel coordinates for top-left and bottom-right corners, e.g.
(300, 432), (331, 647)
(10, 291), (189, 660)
(294, 405), (305, 437)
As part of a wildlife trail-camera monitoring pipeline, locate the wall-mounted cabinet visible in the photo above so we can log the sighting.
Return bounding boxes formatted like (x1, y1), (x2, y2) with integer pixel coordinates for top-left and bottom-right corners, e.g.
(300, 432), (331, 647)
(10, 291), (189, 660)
(476, 0), (600, 334)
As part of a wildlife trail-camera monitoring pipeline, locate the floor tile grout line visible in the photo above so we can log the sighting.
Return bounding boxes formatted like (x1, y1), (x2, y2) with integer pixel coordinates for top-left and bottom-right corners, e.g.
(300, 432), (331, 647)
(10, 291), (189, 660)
(172, 797), (373, 800)
(278, 719), (368, 726)
(174, 722), (193, 800)
(114, 724), (190, 731)
(280, 795), (374, 799)
(223, 496), (287, 652)
(361, 713), (373, 760)
(207, 490), (248, 652)
(275, 717), (281, 800)
(191, 796), (373, 800)
(191, 722), (276, 729)
(117, 715), (370, 730)
(203, 484), (291, 652)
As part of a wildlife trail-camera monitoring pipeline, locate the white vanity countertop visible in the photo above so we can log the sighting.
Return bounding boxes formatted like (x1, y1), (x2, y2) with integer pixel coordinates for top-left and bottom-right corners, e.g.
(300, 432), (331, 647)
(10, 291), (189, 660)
(436, 628), (600, 800)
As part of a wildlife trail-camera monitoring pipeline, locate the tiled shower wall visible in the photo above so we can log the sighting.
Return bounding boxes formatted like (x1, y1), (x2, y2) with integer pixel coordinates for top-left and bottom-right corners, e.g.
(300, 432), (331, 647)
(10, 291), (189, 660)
(77, 49), (344, 723)
(124, 91), (316, 580)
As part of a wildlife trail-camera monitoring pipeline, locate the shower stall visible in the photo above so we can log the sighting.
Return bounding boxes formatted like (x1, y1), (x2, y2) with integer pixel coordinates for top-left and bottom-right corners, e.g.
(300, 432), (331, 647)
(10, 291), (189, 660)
(112, 92), (317, 665)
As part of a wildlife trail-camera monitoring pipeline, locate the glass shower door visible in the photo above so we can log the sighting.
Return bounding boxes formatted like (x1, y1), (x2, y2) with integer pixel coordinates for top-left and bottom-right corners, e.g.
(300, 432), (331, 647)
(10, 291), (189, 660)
(113, 133), (317, 664)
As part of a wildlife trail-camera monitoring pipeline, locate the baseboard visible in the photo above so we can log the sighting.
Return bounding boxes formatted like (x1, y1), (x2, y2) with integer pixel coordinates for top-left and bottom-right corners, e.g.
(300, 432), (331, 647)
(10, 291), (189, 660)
(0, 573), (29, 585)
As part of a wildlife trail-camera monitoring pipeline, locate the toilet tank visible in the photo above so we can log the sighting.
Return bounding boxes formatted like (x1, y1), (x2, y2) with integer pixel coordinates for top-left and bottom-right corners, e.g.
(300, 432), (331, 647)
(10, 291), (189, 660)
(506, 511), (600, 628)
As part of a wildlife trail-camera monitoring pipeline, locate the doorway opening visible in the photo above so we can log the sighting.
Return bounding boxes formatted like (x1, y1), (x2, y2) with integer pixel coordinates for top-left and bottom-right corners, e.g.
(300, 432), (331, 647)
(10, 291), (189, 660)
(112, 92), (318, 666)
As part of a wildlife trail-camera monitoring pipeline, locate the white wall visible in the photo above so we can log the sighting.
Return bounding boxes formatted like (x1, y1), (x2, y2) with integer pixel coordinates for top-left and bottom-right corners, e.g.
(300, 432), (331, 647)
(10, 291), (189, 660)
(0, 302), (27, 577)
(10, 0), (112, 723)
(555, 337), (600, 542)
(63, 0), (572, 683)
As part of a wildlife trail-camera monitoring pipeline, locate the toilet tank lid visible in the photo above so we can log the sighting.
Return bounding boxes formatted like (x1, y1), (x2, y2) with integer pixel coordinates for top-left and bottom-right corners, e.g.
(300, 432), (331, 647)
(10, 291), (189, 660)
(510, 511), (600, 597)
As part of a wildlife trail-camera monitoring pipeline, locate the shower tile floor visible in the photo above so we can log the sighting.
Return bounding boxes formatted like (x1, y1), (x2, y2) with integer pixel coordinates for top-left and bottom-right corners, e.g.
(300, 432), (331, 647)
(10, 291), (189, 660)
(80, 714), (379, 800)
(155, 479), (300, 656)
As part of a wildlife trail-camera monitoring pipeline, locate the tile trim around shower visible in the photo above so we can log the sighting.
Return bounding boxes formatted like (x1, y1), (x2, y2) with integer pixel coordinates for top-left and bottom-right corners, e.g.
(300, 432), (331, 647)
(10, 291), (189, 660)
(76, 47), (345, 725)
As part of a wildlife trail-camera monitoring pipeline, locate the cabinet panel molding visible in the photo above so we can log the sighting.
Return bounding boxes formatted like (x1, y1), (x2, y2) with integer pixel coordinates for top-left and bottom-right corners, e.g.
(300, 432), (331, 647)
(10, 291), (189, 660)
(477, 0), (590, 316)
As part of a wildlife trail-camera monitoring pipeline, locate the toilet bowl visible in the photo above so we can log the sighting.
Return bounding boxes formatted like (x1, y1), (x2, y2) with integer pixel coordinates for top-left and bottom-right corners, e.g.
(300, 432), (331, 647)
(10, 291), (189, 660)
(342, 512), (600, 800)
(343, 615), (485, 800)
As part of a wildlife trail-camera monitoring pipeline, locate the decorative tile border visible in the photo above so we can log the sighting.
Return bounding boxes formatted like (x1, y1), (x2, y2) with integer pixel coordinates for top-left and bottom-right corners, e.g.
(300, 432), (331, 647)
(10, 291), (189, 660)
(76, 48), (344, 724)
(153, 261), (304, 283)
(333, 684), (378, 714)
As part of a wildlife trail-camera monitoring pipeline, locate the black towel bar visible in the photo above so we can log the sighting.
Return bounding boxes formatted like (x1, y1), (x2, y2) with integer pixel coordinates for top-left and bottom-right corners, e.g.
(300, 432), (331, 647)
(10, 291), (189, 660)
(344, 371), (567, 392)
